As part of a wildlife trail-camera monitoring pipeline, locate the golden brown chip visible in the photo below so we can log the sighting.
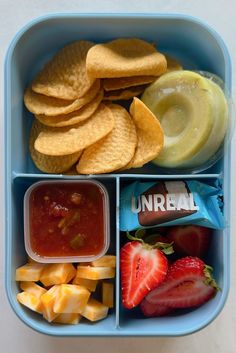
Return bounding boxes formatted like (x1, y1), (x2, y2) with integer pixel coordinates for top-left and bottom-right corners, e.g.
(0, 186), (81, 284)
(103, 76), (156, 91)
(34, 103), (114, 156)
(29, 120), (82, 173)
(165, 54), (183, 72)
(32, 41), (95, 100)
(35, 90), (103, 127)
(86, 38), (167, 78)
(124, 97), (164, 169)
(103, 85), (147, 101)
(24, 80), (100, 116)
(76, 103), (137, 174)
(63, 164), (78, 175)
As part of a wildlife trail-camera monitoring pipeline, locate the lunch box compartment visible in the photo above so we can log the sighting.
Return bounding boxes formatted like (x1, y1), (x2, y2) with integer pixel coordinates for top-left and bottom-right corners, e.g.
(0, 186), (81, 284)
(5, 14), (231, 176)
(118, 177), (229, 333)
(118, 229), (226, 333)
(7, 176), (118, 335)
(5, 14), (231, 336)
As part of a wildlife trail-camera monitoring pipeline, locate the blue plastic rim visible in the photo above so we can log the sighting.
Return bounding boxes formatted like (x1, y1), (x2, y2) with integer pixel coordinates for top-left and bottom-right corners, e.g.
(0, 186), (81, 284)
(4, 13), (231, 336)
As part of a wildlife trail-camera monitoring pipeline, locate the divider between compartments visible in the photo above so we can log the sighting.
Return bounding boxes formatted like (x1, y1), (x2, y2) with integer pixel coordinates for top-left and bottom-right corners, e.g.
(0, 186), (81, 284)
(115, 176), (120, 329)
(11, 172), (223, 180)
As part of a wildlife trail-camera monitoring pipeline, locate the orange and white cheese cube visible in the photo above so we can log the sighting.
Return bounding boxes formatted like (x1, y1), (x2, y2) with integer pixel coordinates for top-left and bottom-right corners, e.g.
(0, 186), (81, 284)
(102, 282), (114, 308)
(17, 292), (43, 314)
(15, 263), (45, 282)
(76, 266), (115, 280)
(91, 255), (116, 268)
(53, 313), (81, 325)
(41, 285), (60, 322)
(72, 277), (98, 292)
(53, 284), (90, 314)
(40, 263), (76, 287)
(82, 299), (108, 322)
(20, 282), (47, 299)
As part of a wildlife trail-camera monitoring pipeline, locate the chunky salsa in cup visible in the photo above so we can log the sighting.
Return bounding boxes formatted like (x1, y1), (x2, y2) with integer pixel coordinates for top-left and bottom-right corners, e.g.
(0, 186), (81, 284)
(28, 182), (108, 258)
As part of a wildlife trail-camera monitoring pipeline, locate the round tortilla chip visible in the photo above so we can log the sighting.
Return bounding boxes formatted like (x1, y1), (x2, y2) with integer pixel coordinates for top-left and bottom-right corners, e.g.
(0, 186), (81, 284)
(29, 119), (82, 173)
(86, 38), (167, 78)
(165, 54), (183, 72)
(34, 103), (114, 156)
(124, 97), (164, 169)
(63, 164), (78, 175)
(32, 41), (95, 100)
(35, 90), (103, 127)
(24, 80), (100, 116)
(77, 103), (137, 174)
(103, 76), (156, 91)
(103, 85), (147, 101)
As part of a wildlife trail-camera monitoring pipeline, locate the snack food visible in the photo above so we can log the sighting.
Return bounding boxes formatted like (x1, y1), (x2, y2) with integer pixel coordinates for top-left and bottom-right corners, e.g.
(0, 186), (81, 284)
(141, 70), (228, 169)
(24, 80), (100, 116)
(120, 180), (224, 231)
(103, 85), (147, 101)
(16, 256), (116, 324)
(29, 120), (82, 173)
(165, 54), (183, 72)
(120, 227), (218, 317)
(120, 236), (171, 309)
(103, 76), (156, 91)
(77, 104), (137, 174)
(86, 38), (167, 78)
(124, 97), (164, 169)
(166, 225), (211, 257)
(23, 38), (166, 176)
(35, 90), (103, 127)
(143, 256), (217, 313)
(34, 103), (114, 156)
(32, 41), (96, 100)
(24, 181), (109, 262)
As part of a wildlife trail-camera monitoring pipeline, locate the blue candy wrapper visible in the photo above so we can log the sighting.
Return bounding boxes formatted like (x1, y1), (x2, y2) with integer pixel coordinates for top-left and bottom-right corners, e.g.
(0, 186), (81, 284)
(120, 180), (224, 231)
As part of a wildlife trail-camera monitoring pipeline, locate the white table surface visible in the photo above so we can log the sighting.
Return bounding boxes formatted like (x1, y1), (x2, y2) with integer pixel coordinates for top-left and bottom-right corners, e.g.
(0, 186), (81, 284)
(1, 1), (235, 352)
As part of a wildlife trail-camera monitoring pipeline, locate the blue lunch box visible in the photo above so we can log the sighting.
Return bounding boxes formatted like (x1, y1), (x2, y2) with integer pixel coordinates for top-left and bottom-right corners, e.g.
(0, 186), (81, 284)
(4, 13), (231, 336)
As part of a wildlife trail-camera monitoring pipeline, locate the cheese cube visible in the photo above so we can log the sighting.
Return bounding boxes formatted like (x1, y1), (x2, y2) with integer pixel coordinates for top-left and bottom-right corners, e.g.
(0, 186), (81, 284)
(41, 285), (60, 322)
(72, 277), (98, 292)
(17, 292), (43, 314)
(20, 282), (47, 299)
(76, 266), (115, 280)
(53, 313), (81, 325)
(53, 284), (90, 314)
(91, 255), (116, 268)
(82, 299), (108, 322)
(102, 282), (114, 308)
(40, 263), (76, 287)
(15, 263), (45, 282)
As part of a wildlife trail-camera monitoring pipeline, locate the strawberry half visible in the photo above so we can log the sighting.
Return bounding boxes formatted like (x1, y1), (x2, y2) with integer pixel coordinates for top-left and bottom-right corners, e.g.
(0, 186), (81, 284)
(140, 298), (173, 317)
(120, 234), (173, 309)
(145, 257), (218, 309)
(167, 225), (211, 258)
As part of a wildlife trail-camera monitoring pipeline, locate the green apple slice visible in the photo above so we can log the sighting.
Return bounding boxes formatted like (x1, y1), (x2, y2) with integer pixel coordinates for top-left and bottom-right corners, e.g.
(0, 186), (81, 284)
(141, 71), (214, 168)
(181, 78), (228, 168)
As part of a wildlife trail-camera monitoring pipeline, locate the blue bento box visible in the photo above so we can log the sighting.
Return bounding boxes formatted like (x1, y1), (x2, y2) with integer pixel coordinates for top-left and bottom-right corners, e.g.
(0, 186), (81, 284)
(4, 13), (231, 336)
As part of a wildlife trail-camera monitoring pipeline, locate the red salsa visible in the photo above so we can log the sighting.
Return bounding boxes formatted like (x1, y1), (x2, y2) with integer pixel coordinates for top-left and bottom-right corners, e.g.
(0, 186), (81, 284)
(28, 182), (107, 258)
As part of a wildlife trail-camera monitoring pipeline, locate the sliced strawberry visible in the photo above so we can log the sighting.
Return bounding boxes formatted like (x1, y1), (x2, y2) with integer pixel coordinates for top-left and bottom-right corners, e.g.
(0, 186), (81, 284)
(145, 257), (217, 309)
(140, 298), (173, 317)
(120, 241), (169, 309)
(167, 225), (211, 258)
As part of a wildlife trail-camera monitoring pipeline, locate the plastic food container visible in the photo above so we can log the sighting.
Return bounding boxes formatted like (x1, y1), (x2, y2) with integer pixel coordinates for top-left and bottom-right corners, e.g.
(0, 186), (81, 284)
(24, 180), (110, 263)
(4, 14), (231, 336)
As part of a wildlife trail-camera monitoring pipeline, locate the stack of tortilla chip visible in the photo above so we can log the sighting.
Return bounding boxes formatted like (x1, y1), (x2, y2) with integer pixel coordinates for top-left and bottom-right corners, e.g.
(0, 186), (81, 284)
(24, 38), (182, 174)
